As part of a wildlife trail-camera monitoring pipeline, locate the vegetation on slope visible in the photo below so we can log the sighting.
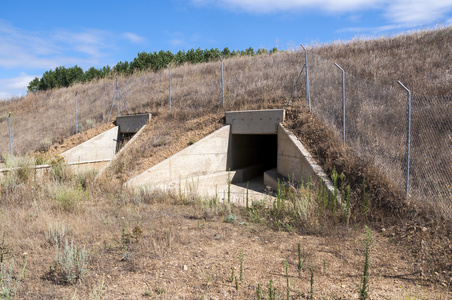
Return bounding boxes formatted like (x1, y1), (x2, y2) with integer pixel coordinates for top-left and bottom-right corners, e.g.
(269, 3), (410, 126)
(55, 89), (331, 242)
(27, 46), (278, 92)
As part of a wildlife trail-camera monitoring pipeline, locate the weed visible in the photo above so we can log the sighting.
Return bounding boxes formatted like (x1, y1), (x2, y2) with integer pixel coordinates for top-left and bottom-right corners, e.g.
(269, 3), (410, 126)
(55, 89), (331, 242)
(238, 249), (244, 282)
(297, 243), (304, 275)
(0, 155), (34, 191)
(345, 185), (351, 228)
(308, 266), (314, 299)
(331, 167), (339, 215)
(89, 276), (106, 300)
(0, 258), (25, 299)
(230, 267), (235, 283)
(224, 214), (237, 223)
(256, 283), (262, 299)
(49, 155), (69, 183)
(359, 226), (374, 299)
(284, 260), (290, 300)
(268, 279), (276, 300)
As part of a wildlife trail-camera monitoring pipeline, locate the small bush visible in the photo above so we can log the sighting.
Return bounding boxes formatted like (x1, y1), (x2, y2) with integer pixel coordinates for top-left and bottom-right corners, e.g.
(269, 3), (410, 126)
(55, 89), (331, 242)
(51, 239), (89, 285)
(0, 155), (35, 191)
(50, 184), (87, 213)
(224, 214), (237, 223)
(0, 260), (20, 299)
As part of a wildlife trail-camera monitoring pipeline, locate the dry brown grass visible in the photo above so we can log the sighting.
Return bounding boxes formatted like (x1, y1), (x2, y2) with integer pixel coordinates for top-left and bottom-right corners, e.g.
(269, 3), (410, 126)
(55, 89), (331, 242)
(0, 164), (450, 299)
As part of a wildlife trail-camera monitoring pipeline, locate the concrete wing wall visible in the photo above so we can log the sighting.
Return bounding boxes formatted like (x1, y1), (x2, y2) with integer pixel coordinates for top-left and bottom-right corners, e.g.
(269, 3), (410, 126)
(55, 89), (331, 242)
(127, 125), (230, 188)
(277, 124), (336, 195)
(61, 126), (119, 164)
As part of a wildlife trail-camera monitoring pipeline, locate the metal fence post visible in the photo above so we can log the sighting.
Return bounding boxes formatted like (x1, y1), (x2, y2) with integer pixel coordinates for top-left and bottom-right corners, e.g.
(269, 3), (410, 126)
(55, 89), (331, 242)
(335, 63), (346, 145)
(397, 81), (412, 197)
(8, 112), (12, 155)
(301, 44), (311, 111)
(167, 65), (171, 112)
(75, 91), (78, 134)
(220, 56), (224, 109)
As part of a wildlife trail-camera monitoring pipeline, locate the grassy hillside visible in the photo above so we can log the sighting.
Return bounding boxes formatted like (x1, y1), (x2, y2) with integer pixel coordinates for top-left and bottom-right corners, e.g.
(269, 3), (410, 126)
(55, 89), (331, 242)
(0, 26), (451, 298)
(1, 27), (451, 154)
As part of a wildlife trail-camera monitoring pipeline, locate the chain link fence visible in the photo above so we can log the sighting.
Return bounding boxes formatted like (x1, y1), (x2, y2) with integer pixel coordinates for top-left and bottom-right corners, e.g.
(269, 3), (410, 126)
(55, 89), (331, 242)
(308, 51), (451, 217)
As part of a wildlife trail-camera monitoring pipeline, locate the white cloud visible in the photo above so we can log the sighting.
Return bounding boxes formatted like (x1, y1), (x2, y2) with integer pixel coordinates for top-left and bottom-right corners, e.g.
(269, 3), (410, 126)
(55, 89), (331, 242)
(0, 20), (146, 71)
(191, 0), (452, 25)
(0, 20), (146, 98)
(192, 0), (381, 13)
(386, 0), (452, 26)
(0, 73), (37, 100)
(123, 32), (146, 44)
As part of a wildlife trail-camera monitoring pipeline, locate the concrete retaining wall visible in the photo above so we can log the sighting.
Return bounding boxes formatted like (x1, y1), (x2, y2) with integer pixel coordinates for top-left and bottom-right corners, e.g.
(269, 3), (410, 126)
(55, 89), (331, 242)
(61, 126), (118, 164)
(277, 124), (336, 195)
(127, 125), (230, 188)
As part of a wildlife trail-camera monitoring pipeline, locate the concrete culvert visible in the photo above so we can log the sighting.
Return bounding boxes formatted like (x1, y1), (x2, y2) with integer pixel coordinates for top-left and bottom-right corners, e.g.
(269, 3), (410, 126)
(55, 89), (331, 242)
(126, 109), (337, 204)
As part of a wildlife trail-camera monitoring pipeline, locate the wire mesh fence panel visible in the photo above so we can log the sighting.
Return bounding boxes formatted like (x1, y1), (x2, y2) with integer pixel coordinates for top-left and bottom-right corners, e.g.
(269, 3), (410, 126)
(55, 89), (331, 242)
(224, 51), (306, 110)
(309, 53), (342, 132)
(344, 72), (408, 191)
(410, 94), (452, 217)
(308, 52), (451, 216)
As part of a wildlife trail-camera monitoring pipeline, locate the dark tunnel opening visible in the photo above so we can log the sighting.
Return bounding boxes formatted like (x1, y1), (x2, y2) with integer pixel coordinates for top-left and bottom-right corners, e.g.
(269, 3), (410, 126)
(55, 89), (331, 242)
(229, 134), (277, 181)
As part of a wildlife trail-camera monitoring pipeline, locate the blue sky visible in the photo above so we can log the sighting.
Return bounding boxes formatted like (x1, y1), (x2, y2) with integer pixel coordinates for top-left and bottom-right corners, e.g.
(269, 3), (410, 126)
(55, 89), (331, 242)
(1, 0), (451, 99)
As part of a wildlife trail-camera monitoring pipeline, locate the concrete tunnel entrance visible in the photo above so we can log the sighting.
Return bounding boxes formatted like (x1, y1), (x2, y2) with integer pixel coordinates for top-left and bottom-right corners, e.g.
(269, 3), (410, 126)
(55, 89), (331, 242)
(224, 109), (285, 191)
(126, 108), (337, 202)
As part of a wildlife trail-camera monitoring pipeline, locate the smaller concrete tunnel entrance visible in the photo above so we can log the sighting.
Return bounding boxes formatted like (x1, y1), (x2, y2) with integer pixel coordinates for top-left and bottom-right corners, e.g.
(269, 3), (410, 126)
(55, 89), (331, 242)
(114, 113), (151, 151)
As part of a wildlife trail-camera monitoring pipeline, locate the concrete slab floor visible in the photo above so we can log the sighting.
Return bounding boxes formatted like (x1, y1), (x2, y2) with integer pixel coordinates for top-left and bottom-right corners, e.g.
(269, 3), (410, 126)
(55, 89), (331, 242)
(181, 174), (276, 207)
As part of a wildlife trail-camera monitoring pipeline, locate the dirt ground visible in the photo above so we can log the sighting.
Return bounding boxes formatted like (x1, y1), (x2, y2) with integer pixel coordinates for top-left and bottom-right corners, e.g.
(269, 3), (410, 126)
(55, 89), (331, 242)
(13, 196), (451, 300)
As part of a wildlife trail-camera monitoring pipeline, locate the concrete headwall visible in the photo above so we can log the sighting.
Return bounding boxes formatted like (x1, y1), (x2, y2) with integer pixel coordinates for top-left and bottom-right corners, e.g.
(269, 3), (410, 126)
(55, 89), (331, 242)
(61, 126), (119, 164)
(225, 109), (285, 134)
(127, 125), (230, 188)
(115, 114), (151, 133)
(277, 124), (336, 195)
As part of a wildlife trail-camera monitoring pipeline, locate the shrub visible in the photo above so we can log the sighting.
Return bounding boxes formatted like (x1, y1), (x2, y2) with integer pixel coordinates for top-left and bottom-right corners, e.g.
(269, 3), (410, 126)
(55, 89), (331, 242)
(0, 259), (25, 299)
(50, 184), (87, 213)
(51, 239), (89, 285)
